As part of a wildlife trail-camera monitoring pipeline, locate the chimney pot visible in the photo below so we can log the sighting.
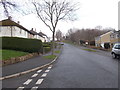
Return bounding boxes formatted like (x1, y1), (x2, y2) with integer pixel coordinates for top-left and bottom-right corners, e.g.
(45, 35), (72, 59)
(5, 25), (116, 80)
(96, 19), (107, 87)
(8, 16), (12, 20)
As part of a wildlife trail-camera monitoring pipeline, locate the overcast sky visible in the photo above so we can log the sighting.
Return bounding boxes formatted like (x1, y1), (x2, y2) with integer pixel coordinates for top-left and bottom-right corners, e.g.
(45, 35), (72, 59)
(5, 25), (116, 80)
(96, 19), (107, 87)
(1, 0), (119, 37)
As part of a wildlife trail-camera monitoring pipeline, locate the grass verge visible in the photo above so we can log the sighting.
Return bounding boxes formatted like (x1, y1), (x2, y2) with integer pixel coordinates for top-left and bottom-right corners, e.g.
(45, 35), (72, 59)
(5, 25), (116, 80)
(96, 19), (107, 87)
(1, 49), (29, 60)
(82, 49), (97, 52)
(54, 50), (60, 54)
(43, 55), (56, 60)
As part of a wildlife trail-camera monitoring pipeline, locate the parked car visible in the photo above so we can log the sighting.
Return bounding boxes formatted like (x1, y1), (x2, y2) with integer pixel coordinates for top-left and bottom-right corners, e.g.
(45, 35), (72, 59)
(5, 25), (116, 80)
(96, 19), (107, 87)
(111, 43), (120, 59)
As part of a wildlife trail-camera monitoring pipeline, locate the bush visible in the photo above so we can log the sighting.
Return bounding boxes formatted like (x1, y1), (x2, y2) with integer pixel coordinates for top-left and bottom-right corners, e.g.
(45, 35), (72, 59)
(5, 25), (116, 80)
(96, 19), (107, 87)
(1, 37), (43, 53)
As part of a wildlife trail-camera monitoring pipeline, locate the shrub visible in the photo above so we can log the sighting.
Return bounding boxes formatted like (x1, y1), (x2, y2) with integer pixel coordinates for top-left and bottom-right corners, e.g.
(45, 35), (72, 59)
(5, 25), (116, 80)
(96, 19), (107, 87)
(1, 37), (43, 53)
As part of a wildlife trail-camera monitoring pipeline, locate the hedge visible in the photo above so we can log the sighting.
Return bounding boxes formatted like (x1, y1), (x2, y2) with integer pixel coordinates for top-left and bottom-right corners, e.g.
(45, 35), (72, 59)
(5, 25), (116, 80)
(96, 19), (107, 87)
(1, 37), (43, 53)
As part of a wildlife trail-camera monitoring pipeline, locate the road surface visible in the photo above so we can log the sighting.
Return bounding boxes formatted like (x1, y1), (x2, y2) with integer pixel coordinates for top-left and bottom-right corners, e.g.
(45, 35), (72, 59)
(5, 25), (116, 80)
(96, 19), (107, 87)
(2, 43), (119, 89)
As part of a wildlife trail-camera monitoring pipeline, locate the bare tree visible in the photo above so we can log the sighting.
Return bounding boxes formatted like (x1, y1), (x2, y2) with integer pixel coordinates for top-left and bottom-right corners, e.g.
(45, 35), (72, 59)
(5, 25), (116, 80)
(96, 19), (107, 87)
(56, 30), (62, 41)
(66, 27), (112, 45)
(95, 25), (102, 30)
(0, 0), (17, 17)
(32, 0), (79, 55)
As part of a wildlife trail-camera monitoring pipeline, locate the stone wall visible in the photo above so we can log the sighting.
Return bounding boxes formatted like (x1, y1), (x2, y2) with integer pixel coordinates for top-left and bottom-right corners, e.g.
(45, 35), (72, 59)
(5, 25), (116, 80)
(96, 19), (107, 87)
(2, 53), (41, 66)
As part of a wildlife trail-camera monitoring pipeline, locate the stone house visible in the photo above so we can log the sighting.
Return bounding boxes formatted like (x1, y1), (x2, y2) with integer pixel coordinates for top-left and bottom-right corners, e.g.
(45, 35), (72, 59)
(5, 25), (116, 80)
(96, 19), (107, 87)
(95, 30), (120, 48)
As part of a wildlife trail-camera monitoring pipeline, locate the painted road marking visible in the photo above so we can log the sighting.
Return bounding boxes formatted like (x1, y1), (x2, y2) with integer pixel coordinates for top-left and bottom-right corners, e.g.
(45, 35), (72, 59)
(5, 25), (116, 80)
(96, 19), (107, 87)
(37, 70), (42, 73)
(48, 65), (53, 69)
(45, 70), (50, 73)
(48, 67), (52, 69)
(16, 87), (24, 90)
(36, 79), (44, 85)
(31, 73), (38, 78)
(41, 73), (47, 77)
(23, 79), (32, 85)
(31, 86), (38, 90)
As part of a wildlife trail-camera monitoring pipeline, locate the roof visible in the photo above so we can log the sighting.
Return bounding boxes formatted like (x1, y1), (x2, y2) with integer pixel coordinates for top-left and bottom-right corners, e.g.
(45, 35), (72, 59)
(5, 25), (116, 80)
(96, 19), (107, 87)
(0, 18), (33, 34)
(100, 31), (113, 37)
(39, 32), (46, 36)
(29, 30), (38, 35)
(38, 32), (48, 38)
(38, 33), (44, 37)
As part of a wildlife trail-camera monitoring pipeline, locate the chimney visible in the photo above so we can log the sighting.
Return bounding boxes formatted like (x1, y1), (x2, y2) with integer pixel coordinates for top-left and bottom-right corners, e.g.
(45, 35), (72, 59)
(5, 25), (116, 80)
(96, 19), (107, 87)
(8, 16), (12, 20)
(17, 21), (20, 24)
(31, 28), (33, 31)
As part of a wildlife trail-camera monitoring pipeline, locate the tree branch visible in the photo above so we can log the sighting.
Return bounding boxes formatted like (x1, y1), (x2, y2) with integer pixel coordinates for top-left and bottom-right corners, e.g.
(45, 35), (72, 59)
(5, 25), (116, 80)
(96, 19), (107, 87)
(33, 2), (53, 32)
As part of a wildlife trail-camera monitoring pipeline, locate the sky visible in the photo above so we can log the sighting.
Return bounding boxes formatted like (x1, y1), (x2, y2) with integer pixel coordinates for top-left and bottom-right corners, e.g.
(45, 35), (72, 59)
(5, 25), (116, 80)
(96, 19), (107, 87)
(0, 0), (119, 37)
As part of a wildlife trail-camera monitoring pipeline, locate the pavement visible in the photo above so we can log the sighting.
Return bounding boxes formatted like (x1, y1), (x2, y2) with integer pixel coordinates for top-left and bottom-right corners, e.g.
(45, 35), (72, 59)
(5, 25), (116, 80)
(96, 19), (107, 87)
(1, 48), (61, 77)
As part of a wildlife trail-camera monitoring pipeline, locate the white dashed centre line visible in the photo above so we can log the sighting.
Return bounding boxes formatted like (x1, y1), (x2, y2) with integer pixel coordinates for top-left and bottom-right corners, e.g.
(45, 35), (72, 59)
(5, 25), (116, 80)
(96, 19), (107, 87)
(41, 73), (47, 77)
(31, 86), (38, 90)
(16, 87), (24, 90)
(36, 79), (44, 85)
(31, 73), (38, 78)
(37, 70), (42, 73)
(45, 70), (50, 73)
(23, 79), (32, 85)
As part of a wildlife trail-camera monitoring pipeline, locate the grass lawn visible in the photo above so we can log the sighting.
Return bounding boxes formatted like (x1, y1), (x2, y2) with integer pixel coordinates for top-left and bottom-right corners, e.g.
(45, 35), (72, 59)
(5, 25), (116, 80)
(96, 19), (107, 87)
(43, 55), (56, 60)
(0, 50), (29, 60)
(54, 50), (60, 54)
(82, 49), (97, 52)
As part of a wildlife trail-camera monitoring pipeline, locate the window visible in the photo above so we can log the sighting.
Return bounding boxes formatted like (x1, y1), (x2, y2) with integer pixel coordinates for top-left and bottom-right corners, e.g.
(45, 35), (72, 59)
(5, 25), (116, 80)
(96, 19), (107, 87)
(110, 34), (114, 38)
(114, 45), (120, 49)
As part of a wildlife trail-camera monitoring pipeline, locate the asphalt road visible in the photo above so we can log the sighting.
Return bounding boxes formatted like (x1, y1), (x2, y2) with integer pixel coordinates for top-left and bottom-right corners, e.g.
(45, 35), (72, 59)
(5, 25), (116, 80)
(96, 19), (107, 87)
(2, 43), (119, 89)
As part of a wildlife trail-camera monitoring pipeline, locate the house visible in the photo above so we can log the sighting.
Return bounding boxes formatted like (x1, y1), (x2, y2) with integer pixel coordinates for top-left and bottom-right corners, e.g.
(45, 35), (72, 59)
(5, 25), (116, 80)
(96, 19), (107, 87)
(95, 30), (120, 48)
(29, 28), (38, 39)
(29, 29), (46, 42)
(110, 30), (120, 46)
(0, 18), (33, 38)
(0, 18), (48, 42)
(38, 32), (49, 42)
(95, 36), (101, 47)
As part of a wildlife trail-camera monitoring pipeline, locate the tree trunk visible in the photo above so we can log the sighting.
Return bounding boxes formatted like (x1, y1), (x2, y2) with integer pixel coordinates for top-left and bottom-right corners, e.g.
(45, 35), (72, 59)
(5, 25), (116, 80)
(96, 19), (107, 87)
(52, 30), (55, 55)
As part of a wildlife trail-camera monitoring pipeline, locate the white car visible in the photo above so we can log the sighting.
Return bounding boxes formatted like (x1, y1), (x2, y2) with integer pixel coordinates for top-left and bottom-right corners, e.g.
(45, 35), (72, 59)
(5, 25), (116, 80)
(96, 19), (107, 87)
(111, 43), (120, 59)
